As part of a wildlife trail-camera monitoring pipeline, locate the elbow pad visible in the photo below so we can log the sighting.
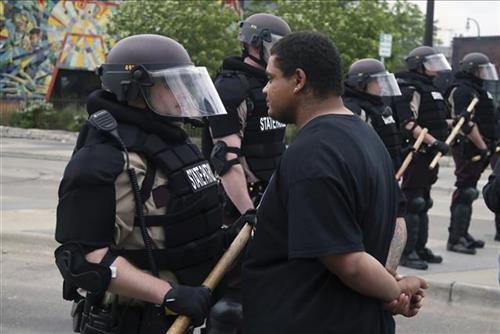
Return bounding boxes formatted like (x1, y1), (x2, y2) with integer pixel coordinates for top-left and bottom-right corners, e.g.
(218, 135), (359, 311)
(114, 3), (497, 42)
(54, 242), (112, 300)
(210, 140), (242, 176)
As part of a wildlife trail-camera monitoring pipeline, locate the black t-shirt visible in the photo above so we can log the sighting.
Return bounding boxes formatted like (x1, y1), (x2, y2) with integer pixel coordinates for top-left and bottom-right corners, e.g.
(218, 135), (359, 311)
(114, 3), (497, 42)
(242, 114), (398, 334)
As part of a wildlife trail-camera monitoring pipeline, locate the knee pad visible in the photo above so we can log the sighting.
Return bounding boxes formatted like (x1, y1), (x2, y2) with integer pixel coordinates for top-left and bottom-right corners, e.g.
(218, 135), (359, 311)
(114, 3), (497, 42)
(54, 242), (112, 299)
(407, 197), (426, 214)
(425, 197), (433, 210)
(460, 187), (479, 205)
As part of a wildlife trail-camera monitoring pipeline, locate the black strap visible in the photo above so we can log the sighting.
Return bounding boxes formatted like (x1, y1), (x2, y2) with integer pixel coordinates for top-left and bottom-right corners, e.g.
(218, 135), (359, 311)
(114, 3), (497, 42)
(140, 162), (156, 204)
(99, 249), (118, 267)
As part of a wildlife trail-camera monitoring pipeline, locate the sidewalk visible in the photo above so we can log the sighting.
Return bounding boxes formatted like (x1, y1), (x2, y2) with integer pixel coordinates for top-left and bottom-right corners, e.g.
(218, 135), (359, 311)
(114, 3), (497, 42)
(2, 126), (499, 309)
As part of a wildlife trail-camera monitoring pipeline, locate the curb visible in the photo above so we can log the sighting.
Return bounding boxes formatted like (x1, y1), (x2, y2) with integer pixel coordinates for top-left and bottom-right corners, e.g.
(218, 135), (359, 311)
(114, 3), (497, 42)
(0, 125), (78, 143)
(426, 280), (500, 308)
(0, 126), (454, 164)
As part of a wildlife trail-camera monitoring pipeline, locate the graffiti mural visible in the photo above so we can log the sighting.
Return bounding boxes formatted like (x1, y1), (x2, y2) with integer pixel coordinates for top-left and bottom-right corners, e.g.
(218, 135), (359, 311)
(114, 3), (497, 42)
(0, 0), (119, 100)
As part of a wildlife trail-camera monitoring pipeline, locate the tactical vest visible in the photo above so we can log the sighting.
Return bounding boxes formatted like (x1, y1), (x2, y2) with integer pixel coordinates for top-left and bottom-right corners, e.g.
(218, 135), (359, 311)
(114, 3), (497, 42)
(76, 123), (225, 286)
(217, 70), (286, 183)
(344, 95), (402, 163)
(398, 77), (449, 142)
(450, 81), (497, 141)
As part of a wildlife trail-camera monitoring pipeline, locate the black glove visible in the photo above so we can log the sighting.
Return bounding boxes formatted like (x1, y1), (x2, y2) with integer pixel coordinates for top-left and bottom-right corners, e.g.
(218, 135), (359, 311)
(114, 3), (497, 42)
(400, 145), (416, 158)
(225, 209), (257, 245)
(163, 284), (212, 327)
(431, 140), (449, 155)
(487, 140), (498, 156)
(478, 148), (490, 162)
(459, 111), (472, 123)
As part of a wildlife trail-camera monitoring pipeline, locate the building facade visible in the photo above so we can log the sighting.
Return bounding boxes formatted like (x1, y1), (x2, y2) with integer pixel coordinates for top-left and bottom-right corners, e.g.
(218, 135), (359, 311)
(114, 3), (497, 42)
(0, 0), (119, 102)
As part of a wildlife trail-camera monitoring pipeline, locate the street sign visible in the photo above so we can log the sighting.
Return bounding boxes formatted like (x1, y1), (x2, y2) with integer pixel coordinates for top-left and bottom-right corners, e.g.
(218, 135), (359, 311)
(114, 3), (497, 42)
(379, 33), (392, 58)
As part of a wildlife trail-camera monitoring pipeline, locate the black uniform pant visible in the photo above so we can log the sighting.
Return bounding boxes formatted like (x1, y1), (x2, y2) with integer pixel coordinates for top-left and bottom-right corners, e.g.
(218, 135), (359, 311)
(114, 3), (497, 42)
(402, 153), (439, 254)
(448, 145), (491, 242)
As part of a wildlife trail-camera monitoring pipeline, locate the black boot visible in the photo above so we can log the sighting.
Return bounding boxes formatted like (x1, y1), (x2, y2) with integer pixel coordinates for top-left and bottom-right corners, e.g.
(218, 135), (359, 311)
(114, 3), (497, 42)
(464, 233), (485, 248)
(400, 251), (428, 270)
(462, 190), (484, 248)
(447, 237), (476, 254)
(461, 187), (482, 248)
(417, 247), (443, 263)
(415, 209), (443, 263)
(448, 188), (478, 251)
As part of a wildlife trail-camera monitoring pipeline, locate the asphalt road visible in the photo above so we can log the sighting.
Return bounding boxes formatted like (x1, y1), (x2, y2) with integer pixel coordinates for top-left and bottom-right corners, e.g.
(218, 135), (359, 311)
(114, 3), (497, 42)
(1, 137), (499, 333)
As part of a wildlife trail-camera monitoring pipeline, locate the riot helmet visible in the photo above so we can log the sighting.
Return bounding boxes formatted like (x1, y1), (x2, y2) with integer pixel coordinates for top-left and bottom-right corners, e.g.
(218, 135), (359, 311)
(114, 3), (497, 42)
(405, 46), (451, 73)
(98, 34), (226, 118)
(346, 58), (401, 96)
(238, 13), (291, 65)
(460, 52), (499, 81)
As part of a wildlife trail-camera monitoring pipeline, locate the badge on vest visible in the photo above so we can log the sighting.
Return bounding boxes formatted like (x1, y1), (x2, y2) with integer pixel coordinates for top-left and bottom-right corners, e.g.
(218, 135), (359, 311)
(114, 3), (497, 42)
(260, 117), (286, 131)
(431, 91), (443, 100)
(487, 91), (493, 100)
(184, 162), (218, 192)
(382, 115), (396, 125)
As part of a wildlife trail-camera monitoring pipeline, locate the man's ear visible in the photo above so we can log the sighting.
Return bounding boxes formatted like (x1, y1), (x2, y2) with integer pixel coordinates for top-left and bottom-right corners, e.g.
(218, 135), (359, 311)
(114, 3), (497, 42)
(293, 68), (307, 94)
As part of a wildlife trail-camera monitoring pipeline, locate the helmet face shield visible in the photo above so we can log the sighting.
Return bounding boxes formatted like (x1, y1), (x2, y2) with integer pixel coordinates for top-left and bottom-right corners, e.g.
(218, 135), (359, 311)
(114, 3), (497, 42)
(478, 63), (499, 81)
(147, 66), (227, 118)
(262, 32), (283, 62)
(368, 72), (402, 96)
(423, 53), (451, 72)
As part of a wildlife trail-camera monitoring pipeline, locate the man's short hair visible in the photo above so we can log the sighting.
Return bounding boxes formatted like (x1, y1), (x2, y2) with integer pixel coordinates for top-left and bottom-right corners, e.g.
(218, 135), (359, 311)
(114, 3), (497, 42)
(271, 31), (344, 97)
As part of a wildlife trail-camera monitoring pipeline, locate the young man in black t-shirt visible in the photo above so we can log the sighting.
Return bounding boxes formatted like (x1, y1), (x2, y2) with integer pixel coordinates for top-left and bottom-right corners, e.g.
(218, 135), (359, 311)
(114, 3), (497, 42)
(242, 32), (428, 334)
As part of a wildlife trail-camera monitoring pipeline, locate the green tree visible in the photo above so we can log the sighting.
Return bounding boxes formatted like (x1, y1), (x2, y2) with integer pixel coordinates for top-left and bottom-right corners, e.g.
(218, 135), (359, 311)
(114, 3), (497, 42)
(108, 1), (424, 75)
(266, 0), (424, 72)
(107, 0), (241, 75)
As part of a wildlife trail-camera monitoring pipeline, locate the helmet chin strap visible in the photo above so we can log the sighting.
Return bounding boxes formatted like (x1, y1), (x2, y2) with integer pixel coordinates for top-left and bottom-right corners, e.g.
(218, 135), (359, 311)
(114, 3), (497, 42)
(243, 45), (267, 68)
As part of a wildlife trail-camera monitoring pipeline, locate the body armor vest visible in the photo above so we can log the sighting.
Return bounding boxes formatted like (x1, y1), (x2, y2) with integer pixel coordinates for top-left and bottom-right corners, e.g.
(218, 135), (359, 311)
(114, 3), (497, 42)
(344, 89), (402, 167)
(396, 73), (449, 142)
(396, 72), (448, 141)
(75, 123), (224, 285)
(216, 70), (286, 183)
(449, 80), (497, 141)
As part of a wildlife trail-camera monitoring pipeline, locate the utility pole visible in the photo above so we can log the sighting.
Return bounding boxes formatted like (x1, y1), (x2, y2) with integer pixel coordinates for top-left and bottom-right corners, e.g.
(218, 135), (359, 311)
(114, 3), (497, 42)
(424, 0), (434, 46)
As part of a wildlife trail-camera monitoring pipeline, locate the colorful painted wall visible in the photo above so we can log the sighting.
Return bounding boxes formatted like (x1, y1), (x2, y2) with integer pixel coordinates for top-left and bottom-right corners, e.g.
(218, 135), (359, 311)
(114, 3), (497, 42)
(0, 0), (119, 100)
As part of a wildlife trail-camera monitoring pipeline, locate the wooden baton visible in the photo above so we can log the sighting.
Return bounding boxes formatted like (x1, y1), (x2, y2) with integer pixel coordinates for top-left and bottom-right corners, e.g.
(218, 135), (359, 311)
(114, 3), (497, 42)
(166, 223), (253, 334)
(429, 97), (479, 170)
(395, 128), (428, 180)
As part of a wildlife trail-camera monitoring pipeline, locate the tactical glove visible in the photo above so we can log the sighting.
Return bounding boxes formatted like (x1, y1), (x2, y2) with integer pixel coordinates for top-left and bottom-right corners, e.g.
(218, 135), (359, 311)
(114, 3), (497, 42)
(487, 140), (498, 156)
(224, 209), (257, 246)
(452, 116), (474, 134)
(431, 140), (449, 155)
(458, 111), (472, 124)
(478, 148), (490, 162)
(163, 283), (212, 327)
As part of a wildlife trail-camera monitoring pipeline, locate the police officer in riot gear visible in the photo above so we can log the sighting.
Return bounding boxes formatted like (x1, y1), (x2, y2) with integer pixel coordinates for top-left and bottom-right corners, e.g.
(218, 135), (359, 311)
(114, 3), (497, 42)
(54, 34), (240, 334)
(201, 13), (291, 334)
(392, 46), (452, 270)
(344, 58), (403, 170)
(446, 52), (499, 253)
